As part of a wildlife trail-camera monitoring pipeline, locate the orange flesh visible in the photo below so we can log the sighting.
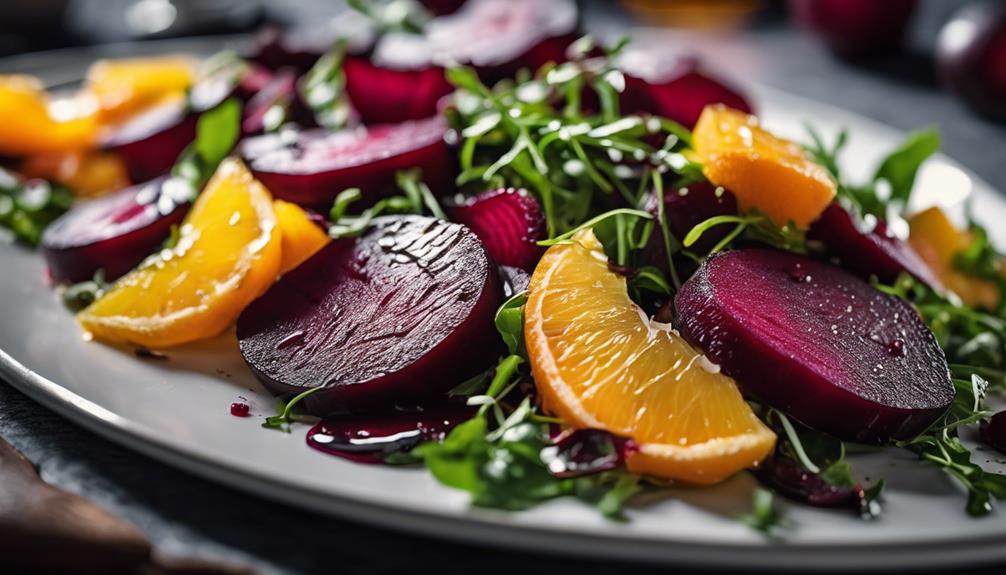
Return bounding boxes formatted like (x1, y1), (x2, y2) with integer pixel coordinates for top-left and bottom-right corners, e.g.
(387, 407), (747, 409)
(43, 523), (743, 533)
(909, 207), (1000, 309)
(274, 199), (330, 275)
(524, 230), (776, 484)
(693, 104), (836, 229)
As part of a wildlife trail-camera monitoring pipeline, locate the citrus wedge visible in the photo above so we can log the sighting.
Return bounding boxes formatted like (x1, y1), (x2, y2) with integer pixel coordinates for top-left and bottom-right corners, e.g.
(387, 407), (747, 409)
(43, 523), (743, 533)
(0, 75), (97, 155)
(85, 56), (196, 124)
(525, 230), (776, 484)
(78, 159), (281, 348)
(273, 199), (330, 275)
(693, 104), (835, 229)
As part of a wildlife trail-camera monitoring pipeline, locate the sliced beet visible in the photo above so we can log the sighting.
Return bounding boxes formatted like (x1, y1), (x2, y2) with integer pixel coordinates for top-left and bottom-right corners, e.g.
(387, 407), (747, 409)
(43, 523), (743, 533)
(40, 177), (190, 284)
(241, 69), (315, 135)
(645, 180), (739, 255)
(237, 215), (502, 414)
(447, 188), (545, 271)
(247, 23), (374, 73)
(540, 429), (637, 478)
(619, 55), (753, 128)
(343, 55), (453, 125)
(675, 249), (954, 443)
(102, 67), (236, 182)
(808, 203), (943, 291)
(426, 0), (579, 82)
(754, 456), (874, 515)
(242, 115), (455, 209)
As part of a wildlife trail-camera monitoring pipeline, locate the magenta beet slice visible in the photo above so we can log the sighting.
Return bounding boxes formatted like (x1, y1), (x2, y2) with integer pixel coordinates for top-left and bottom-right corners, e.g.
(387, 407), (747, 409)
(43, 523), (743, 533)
(343, 55), (453, 125)
(540, 429), (637, 478)
(40, 177), (190, 284)
(754, 457), (873, 514)
(675, 249), (954, 443)
(645, 180), (739, 254)
(102, 68), (236, 182)
(242, 115), (455, 209)
(808, 203), (943, 291)
(306, 403), (475, 463)
(237, 215), (502, 414)
(426, 0), (579, 82)
(619, 56), (753, 128)
(447, 188), (545, 271)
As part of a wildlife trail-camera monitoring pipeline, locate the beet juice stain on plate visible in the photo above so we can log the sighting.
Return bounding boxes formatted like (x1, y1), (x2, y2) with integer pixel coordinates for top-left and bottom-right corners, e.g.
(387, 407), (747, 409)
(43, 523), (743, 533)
(306, 404), (475, 463)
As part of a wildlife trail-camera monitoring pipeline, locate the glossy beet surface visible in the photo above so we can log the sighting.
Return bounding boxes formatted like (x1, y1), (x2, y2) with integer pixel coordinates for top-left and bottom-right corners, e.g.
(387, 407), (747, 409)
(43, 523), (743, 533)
(540, 429), (637, 478)
(237, 216), (502, 414)
(754, 457), (873, 514)
(808, 203), (943, 291)
(447, 188), (545, 271)
(41, 177), (190, 283)
(790, 0), (917, 58)
(242, 116), (455, 209)
(344, 56), (452, 125)
(619, 57), (753, 129)
(307, 404), (475, 463)
(426, 0), (579, 82)
(937, 2), (1006, 121)
(675, 249), (954, 443)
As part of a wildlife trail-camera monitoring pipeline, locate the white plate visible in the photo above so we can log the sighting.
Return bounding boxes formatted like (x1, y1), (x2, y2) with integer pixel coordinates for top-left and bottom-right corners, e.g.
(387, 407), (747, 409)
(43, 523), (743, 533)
(2, 66), (1006, 569)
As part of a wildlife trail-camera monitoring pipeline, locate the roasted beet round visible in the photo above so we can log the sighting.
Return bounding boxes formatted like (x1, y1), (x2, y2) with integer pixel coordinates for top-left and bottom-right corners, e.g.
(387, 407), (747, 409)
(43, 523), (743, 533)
(343, 55), (453, 125)
(237, 215), (502, 414)
(426, 0), (579, 83)
(447, 188), (545, 271)
(675, 249), (954, 443)
(242, 116), (455, 209)
(646, 180), (739, 255)
(41, 177), (190, 284)
(619, 55), (753, 128)
(808, 203), (943, 291)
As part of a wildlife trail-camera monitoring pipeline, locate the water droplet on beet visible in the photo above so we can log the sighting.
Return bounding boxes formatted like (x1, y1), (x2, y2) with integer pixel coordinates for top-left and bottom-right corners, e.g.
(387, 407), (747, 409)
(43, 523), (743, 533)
(886, 338), (905, 357)
(306, 403), (474, 463)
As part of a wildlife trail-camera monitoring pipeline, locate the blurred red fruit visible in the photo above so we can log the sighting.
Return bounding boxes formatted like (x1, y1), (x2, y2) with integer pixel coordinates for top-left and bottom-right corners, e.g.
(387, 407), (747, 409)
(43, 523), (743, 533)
(937, 2), (1006, 121)
(790, 0), (918, 58)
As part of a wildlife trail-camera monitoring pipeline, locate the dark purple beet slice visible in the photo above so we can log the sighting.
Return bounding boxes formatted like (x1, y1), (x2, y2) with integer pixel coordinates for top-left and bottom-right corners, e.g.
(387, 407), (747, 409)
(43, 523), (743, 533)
(343, 55), (453, 125)
(247, 23), (375, 73)
(447, 188), (545, 271)
(421, 0), (467, 15)
(540, 429), (638, 478)
(754, 457), (873, 514)
(426, 0), (579, 83)
(306, 403), (475, 463)
(40, 177), (190, 283)
(102, 67), (236, 182)
(981, 411), (1006, 453)
(499, 265), (531, 296)
(237, 215), (502, 414)
(619, 55), (753, 128)
(808, 203), (943, 291)
(241, 115), (455, 209)
(675, 249), (954, 443)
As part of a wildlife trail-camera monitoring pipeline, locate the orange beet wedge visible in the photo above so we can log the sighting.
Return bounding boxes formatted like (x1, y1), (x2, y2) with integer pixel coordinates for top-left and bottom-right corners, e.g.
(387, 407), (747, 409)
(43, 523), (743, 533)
(524, 230), (776, 484)
(78, 159), (281, 348)
(693, 104), (835, 229)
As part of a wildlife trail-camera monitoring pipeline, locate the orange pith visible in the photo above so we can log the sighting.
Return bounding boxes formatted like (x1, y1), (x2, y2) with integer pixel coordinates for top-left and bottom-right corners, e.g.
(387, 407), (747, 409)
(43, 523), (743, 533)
(78, 159), (281, 348)
(524, 230), (776, 484)
(273, 199), (330, 274)
(693, 104), (836, 229)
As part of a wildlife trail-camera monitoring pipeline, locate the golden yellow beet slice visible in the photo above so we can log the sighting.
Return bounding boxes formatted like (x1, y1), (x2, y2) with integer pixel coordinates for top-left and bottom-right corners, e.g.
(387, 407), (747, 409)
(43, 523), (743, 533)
(0, 75), (97, 156)
(693, 104), (836, 229)
(524, 229), (776, 484)
(85, 56), (196, 124)
(909, 207), (1000, 309)
(274, 199), (330, 274)
(79, 159), (281, 348)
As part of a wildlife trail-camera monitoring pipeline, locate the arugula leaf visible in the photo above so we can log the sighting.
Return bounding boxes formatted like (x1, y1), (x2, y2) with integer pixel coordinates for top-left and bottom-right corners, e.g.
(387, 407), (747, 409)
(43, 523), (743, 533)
(172, 97), (243, 193)
(873, 128), (940, 208)
(61, 269), (111, 311)
(262, 387), (323, 432)
(0, 170), (73, 246)
(300, 41), (352, 130)
(495, 292), (528, 358)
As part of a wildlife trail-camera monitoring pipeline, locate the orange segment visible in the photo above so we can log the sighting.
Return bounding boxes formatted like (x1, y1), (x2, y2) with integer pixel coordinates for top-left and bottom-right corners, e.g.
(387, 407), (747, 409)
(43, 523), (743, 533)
(0, 75), (97, 155)
(274, 199), (330, 274)
(909, 207), (1000, 309)
(693, 104), (836, 229)
(85, 56), (196, 124)
(79, 159), (281, 348)
(20, 150), (130, 197)
(525, 229), (776, 484)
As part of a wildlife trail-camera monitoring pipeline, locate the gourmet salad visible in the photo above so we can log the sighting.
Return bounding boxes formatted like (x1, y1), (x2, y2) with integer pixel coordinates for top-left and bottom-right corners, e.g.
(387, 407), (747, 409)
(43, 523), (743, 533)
(2, 0), (1005, 528)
